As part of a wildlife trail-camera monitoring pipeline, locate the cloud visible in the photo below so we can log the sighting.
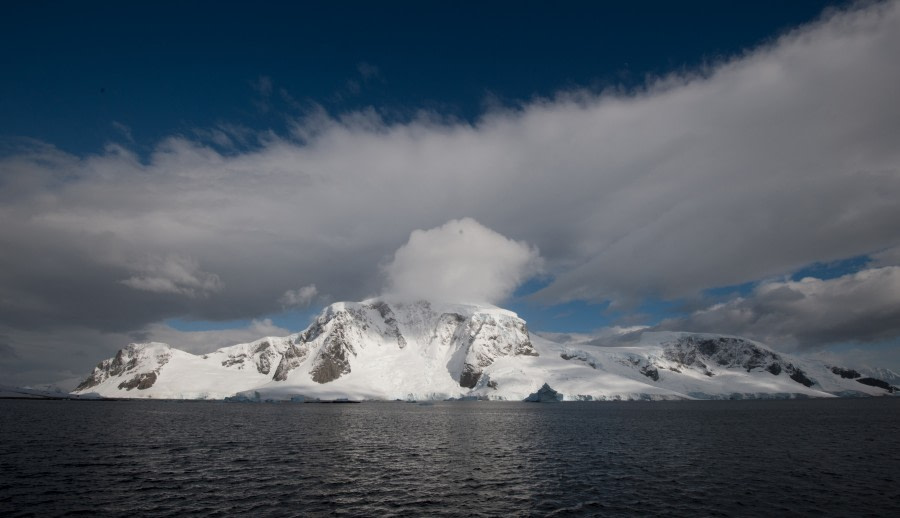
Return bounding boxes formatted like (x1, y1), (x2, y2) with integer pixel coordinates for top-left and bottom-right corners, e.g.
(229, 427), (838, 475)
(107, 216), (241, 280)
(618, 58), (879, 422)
(279, 284), (318, 308)
(139, 318), (292, 354)
(383, 218), (541, 304)
(1, 1), (900, 383)
(870, 244), (900, 268)
(0, 318), (293, 389)
(121, 255), (223, 297)
(357, 62), (381, 81)
(810, 340), (900, 373)
(0, 324), (141, 389)
(0, 337), (18, 360)
(656, 266), (900, 348)
(111, 121), (134, 143)
(252, 75), (273, 97)
(252, 75), (274, 112)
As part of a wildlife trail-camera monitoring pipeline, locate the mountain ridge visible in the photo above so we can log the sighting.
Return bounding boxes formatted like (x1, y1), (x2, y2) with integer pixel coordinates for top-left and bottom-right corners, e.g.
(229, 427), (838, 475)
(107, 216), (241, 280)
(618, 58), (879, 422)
(72, 299), (899, 401)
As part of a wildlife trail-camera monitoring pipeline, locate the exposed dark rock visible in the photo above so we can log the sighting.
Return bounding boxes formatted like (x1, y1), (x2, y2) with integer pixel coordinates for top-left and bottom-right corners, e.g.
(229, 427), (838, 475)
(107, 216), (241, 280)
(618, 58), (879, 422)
(117, 371), (158, 391)
(516, 338), (539, 356)
(787, 364), (815, 387)
(831, 366), (861, 379)
(742, 348), (769, 371)
(697, 339), (719, 357)
(221, 355), (247, 368)
(443, 312), (466, 324)
(310, 324), (354, 384)
(256, 354), (271, 375)
(451, 312), (538, 388)
(75, 344), (170, 391)
(486, 380), (499, 389)
(75, 367), (106, 391)
(459, 364), (481, 388)
(662, 336), (797, 380)
(513, 321), (539, 357)
(560, 350), (601, 369)
(272, 342), (310, 381)
(641, 365), (660, 381)
(251, 341), (274, 375)
(368, 301), (407, 348)
(664, 336), (774, 372)
(856, 377), (896, 393)
(298, 317), (327, 343)
(222, 348), (275, 375)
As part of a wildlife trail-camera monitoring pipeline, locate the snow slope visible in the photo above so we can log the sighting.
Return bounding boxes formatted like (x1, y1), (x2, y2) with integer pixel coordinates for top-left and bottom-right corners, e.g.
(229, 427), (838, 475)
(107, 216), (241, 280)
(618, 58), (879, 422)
(72, 300), (899, 400)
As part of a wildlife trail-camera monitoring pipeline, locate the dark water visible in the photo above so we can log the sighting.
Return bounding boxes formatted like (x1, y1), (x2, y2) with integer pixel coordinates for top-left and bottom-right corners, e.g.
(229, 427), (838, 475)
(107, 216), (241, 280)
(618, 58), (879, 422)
(1, 399), (899, 517)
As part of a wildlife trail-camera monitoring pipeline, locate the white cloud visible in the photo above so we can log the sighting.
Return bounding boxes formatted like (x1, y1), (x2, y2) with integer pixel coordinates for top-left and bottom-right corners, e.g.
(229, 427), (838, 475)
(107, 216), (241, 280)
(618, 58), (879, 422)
(121, 255), (223, 297)
(383, 218), (542, 304)
(279, 284), (318, 308)
(657, 266), (900, 348)
(140, 318), (291, 354)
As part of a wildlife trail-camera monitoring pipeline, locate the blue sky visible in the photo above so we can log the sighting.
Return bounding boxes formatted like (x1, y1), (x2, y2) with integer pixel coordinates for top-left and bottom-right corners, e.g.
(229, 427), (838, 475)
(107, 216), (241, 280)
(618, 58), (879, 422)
(3, 0), (900, 386)
(3, 1), (846, 154)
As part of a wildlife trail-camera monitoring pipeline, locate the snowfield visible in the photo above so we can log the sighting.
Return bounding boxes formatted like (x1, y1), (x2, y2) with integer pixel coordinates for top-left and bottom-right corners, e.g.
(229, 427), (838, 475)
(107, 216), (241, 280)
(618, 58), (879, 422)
(72, 299), (899, 401)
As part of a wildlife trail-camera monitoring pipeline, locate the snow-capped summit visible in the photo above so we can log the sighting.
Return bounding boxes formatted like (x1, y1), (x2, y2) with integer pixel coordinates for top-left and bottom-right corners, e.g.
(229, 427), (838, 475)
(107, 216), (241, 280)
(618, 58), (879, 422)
(72, 300), (899, 401)
(74, 299), (538, 399)
(75, 342), (174, 392)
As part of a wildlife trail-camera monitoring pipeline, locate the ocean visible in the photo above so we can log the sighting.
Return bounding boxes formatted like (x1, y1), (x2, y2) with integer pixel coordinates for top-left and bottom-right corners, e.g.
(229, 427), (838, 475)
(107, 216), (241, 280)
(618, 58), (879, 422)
(1, 398), (898, 516)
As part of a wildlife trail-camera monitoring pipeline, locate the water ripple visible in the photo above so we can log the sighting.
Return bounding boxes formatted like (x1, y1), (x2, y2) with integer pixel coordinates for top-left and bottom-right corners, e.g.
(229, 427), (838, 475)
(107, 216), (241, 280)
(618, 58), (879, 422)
(1, 399), (899, 516)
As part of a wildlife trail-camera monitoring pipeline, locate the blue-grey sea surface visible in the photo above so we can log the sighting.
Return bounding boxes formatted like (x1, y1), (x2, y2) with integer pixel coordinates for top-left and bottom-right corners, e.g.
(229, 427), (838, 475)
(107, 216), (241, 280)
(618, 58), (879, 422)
(1, 398), (898, 517)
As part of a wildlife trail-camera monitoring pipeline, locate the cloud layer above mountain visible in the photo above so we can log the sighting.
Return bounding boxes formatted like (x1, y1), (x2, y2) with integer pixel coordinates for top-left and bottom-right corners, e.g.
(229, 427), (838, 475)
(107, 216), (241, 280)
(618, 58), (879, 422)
(657, 266), (900, 348)
(383, 218), (541, 304)
(1, 1), (900, 382)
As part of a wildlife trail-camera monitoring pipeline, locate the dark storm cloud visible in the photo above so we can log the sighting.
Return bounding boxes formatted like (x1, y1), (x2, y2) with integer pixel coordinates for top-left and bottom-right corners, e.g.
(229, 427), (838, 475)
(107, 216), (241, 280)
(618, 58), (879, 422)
(656, 266), (900, 349)
(0, 337), (18, 359)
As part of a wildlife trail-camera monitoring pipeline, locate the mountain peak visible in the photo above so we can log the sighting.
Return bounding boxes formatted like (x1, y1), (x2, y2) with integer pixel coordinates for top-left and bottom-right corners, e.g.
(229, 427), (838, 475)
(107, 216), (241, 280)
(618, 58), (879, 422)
(71, 300), (899, 401)
(74, 298), (537, 398)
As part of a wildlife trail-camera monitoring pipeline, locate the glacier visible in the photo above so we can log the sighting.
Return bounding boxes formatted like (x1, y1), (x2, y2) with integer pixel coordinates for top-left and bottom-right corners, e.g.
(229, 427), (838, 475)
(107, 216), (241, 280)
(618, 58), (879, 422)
(72, 299), (899, 401)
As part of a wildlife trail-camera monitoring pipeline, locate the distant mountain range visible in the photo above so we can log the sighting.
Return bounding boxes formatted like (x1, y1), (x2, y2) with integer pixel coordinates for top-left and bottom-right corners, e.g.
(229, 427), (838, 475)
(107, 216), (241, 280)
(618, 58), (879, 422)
(71, 299), (899, 401)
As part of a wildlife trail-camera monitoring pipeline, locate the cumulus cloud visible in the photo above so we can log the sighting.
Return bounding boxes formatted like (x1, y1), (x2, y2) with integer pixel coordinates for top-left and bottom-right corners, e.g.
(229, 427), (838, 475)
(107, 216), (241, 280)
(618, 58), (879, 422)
(2, 1), (900, 382)
(383, 218), (541, 304)
(121, 255), (223, 297)
(279, 284), (318, 308)
(656, 266), (900, 348)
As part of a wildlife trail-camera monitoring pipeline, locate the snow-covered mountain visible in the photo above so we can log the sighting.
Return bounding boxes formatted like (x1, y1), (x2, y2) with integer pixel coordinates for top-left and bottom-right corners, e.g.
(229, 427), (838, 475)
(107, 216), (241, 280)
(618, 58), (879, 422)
(72, 299), (898, 401)
(858, 366), (900, 387)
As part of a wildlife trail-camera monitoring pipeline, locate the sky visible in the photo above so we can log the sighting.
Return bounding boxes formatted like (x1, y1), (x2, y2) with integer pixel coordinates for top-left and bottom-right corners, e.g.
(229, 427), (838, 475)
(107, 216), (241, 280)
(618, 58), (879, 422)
(2, 0), (900, 388)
